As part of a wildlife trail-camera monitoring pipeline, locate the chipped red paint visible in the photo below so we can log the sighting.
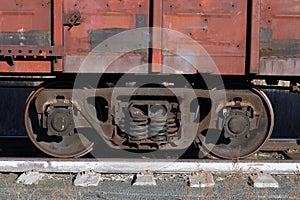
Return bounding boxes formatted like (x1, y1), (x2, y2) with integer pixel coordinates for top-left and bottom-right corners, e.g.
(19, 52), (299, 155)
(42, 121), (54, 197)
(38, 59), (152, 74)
(62, 0), (150, 73)
(0, 0), (299, 75)
(53, 0), (64, 72)
(251, 0), (300, 75)
(157, 0), (248, 74)
(0, 1), (50, 32)
(0, 61), (51, 73)
(249, 0), (261, 74)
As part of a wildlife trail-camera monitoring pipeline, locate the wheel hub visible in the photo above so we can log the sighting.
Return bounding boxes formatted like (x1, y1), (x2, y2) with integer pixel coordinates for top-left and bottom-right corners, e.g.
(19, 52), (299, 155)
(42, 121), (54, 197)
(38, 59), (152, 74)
(47, 108), (74, 136)
(199, 82), (274, 159)
(224, 110), (250, 137)
(24, 81), (94, 158)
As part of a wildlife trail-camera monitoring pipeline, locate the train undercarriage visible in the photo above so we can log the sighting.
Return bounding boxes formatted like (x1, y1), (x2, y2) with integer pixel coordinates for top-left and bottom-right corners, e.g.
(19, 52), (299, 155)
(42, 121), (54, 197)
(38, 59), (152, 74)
(0, 0), (298, 160)
(24, 75), (274, 159)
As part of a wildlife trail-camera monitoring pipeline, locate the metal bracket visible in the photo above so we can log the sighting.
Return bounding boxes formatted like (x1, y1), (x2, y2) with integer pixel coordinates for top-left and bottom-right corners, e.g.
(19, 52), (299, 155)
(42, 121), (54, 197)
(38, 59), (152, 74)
(64, 11), (82, 30)
(0, 46), (63, 57)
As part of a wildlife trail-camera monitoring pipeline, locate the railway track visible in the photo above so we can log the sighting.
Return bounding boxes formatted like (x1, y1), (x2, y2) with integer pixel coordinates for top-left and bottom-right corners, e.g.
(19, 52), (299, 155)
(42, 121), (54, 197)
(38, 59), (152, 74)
(0, 136), (299, 174)
(0, 158), (299, 174)
(0, 137), (299, 199)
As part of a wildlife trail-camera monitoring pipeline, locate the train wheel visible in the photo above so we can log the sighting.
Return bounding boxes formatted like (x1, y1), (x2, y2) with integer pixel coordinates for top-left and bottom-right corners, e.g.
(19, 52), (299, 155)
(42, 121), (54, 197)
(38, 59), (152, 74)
(24, 81), (94, 158)
(201, 83), (274, 159)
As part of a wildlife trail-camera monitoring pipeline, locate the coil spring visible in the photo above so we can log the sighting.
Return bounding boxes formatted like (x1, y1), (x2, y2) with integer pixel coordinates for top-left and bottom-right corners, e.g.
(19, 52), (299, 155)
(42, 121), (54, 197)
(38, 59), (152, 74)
(167, 113), (178, 136)
(124, 106), (179, 141)
(128, 117), (148, 140)
(149, 116), (168, 141)
(150, 112), (178, 141)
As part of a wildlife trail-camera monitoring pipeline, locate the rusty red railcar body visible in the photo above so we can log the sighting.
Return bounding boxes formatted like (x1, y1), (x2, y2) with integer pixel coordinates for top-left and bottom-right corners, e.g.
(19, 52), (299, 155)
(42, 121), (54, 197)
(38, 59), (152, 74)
(0, 0), (299, 159)
(254, 0), (300, 75)
(0, 0), (299, 75)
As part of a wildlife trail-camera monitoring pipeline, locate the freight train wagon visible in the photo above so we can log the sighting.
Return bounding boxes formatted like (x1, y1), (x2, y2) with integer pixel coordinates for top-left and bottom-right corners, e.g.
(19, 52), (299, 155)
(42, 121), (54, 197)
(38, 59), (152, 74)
(0, 0), (299, 159)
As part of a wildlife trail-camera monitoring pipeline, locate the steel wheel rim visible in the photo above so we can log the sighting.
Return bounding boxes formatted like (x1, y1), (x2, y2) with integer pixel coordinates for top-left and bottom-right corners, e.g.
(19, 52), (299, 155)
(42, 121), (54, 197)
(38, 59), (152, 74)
(201, 83), (274, 159)
(24, 82), (94, 158)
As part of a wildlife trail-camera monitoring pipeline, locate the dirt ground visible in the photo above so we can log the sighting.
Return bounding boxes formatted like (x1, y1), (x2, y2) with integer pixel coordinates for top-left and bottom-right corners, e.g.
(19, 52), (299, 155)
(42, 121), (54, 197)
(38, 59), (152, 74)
(0, 172), (299, 200)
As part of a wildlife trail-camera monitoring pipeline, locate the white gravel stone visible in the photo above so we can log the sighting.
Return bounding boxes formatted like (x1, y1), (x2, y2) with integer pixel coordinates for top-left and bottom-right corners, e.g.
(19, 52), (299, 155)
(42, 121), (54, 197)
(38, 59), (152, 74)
(132, 173), (156, 186)
(188, 172), (215, 188)
(216, 177), (224, 181)
(74, 171), (101, 187)
(249, 173), (279, 188)
(16, 171), (44, 185)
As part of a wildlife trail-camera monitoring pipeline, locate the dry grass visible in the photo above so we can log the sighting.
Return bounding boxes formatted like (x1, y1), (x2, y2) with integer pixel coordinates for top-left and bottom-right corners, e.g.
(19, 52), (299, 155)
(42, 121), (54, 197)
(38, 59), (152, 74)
(290, 167), (300, 199)
(49, 173), (84, 200)
(178, 160), (300, 200)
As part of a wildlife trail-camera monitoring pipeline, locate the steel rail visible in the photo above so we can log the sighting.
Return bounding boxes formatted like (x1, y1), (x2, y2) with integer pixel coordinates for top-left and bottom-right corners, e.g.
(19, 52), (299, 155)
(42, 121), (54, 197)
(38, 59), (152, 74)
(0, 158), (299, 174)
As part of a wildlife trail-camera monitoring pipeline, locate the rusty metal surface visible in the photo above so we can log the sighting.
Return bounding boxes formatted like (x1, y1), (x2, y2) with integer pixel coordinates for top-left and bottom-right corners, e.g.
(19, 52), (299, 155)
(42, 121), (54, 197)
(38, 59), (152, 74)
(249, 0), (261, 74)
(24, 79), (274, 159)
(0, 0), (63, 73)
(0, 1), (51, 43)
(259, 0), (300, 56)
(25, 82), (95, 158)
(62, 0), (150, 73)
(157, 0), (247, 75)
(255, 0), (300, 75)
(0, 31), (50, 46)
(0, 60), (51, 73)
(0, 0), (299, 75)
(0, 46), (63, 57)
(27, 84), (204, 157)
(199, 84), (274, 159)
(114, 98), (180, 148)
(259, 57), (300, 76)
(52, 0), (63, 72)
(0, 44), (62, 73)
(0, 0), (252, 74)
